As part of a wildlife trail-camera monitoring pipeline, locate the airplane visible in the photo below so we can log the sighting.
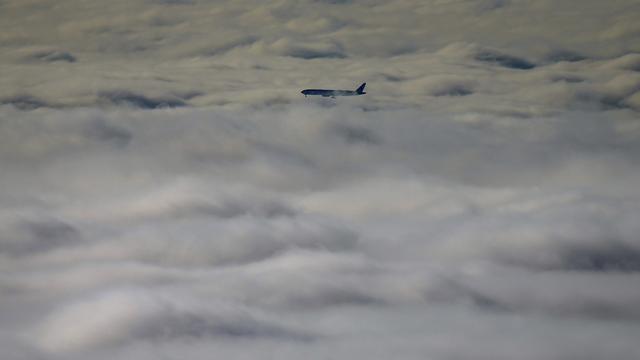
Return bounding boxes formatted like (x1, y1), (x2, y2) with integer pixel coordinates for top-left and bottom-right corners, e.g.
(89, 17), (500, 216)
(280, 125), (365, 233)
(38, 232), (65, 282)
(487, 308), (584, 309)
(301, 83), (366, 98)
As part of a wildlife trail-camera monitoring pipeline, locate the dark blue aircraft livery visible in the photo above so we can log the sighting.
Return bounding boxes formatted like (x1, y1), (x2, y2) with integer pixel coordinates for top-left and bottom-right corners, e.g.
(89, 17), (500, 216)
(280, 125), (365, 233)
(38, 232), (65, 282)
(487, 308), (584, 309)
(302, 83), (366, 98)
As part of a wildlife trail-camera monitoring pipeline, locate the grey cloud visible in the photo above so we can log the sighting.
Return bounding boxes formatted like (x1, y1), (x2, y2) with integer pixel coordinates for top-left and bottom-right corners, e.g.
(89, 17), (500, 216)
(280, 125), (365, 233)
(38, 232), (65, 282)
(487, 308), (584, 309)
(549, 74), (585, 83)
(0, 95), (50, 110)
(23, 50), (77, 63)
(60, 214), (359, 268)
(265, 39), (347, 59)
(576, 76), (640, 110)
(430, 85), (473, 97)
(97, 90), (187, 109)
(312, 0), (351, 4)
(453, 270), (640, 320)
(332, 123), (380, 145)
(107, 194), (298, 223)
(604, 53), (640, 71)
(164, 199), (297, 220)
(421, 76), (476, 97)
(556, 243), (640, 272)
(436, 43), (536, 70)
(2, 1), (640, 360)
(84, 118), (132, 148)
(473, 49), (536, 70)
(543, 49), (588, 63)
(198, 36), (259, 57)
(423, 192), (640, 268)
(422, 275), (511, 312)
(35, 289), (314, 353)
(476, 0), (510, 13)
(228, 251), (394, 310)
(0, 218), (81, 256)
(286, 47), (346, 60)
(150, 0), (195, 5)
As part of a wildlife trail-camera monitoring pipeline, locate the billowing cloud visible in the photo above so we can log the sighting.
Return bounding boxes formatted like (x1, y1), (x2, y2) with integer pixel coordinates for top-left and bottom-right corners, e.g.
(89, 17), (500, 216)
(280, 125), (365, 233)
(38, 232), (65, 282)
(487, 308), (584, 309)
(1, 1), (640, 360)
(0, 100), (638, 359)
(35, 288), (314, 353)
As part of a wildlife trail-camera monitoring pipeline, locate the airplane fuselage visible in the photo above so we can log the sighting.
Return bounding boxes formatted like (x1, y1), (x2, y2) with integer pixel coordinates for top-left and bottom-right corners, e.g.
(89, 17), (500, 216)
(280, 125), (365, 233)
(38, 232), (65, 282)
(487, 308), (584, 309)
(301, 89), (360, 97)
(301, 83), (367, 98)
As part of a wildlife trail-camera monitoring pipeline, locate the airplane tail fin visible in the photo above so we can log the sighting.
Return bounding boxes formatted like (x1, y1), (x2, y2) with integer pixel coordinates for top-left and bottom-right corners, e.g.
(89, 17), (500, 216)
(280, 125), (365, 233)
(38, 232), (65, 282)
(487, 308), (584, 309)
(356, 83), (366, 94)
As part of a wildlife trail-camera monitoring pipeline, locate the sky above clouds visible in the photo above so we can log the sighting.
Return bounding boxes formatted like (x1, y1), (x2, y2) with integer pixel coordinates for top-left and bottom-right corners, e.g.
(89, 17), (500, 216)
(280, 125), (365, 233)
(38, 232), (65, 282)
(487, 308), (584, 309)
(1, 1), (640, 359)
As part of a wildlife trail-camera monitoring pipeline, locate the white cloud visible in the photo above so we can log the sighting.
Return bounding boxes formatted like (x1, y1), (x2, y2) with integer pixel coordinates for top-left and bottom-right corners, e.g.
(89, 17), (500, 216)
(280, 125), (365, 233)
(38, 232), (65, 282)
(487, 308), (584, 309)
(34, 288), (314, 353)
(2, 1), (640, 359)
(0, 101), (638, 359)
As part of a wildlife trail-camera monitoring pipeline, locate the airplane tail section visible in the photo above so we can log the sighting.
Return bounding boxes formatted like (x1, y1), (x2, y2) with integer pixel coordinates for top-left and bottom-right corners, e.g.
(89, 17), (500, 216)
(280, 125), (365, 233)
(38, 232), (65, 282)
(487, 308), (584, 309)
(356, 83), (366, 94)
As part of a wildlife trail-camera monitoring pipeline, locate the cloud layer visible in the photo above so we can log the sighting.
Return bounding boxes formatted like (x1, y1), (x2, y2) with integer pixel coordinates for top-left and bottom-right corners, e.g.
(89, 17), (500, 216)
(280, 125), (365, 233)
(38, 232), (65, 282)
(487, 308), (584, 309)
(2, 101), (639, 359)
(2, 0), (640, 110)
(1, 1), (640, 360)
